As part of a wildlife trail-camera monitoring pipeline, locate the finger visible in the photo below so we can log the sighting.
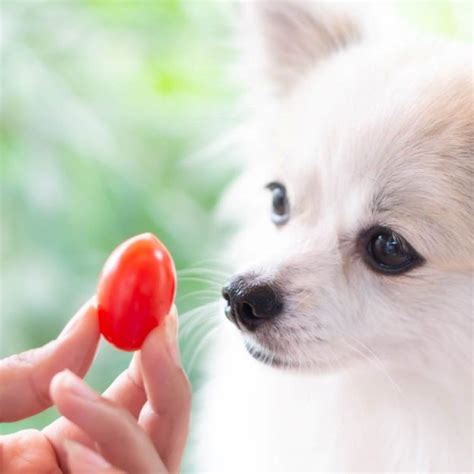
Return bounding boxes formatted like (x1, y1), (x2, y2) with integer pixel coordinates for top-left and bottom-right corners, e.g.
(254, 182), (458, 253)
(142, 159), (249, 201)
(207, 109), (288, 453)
(44, 354), (147, 470)
(138, 306), (192, 473)
(0, 430), (61, 474)
(102, 354), (146, 418)
(50, 370), (167, 474)
(65, 440), (124, 474)
(0, 298), (100, 421)
(43, 416), (96, 473)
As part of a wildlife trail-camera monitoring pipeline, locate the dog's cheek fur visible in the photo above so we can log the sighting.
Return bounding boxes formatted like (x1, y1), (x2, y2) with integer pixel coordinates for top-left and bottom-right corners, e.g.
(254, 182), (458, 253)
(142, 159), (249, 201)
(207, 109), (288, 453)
(222, 36), (473, 372)
(229, 211), (471, 376)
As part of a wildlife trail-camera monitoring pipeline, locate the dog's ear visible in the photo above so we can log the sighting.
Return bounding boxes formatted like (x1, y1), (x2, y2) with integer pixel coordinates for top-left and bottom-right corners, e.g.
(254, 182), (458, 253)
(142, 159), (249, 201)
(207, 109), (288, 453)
(243, 1), (362, 96)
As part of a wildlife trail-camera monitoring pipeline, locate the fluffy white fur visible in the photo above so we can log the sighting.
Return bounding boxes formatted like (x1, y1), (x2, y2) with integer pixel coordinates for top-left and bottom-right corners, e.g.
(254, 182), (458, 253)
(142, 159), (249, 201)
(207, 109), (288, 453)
(194, 2), (473, 472)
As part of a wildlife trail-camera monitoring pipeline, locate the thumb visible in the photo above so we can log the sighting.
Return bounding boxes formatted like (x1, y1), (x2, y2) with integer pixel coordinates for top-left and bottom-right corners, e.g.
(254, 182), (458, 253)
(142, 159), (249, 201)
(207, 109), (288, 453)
(0, 298), (100, 421)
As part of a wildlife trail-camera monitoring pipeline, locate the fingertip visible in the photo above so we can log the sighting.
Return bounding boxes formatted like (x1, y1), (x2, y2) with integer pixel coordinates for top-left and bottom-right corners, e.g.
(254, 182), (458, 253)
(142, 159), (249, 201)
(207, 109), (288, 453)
(165, 304), (179, 340)
(49, 369), (71, 403)
(59, 296), (98, 339)
(164, 307), (181, 366)
(140, 307), (181, 368)
(50, 369), (65, 391)
(169, 304), (178, 321)
(50, 369), (99, 409)
(0, 297), (100, 422)
(140, 322), (165, 357)
(51, 299), (101, 381)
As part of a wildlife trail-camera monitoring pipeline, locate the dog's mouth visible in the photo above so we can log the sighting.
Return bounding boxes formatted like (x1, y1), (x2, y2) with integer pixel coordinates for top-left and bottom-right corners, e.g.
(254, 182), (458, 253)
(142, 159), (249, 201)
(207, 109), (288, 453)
(244, 340), (301, 370)
(243, 340), (348, 373)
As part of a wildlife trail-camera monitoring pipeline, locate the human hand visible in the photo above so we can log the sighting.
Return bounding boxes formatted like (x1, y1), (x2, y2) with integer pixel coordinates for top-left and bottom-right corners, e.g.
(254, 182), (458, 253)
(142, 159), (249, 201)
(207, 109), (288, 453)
(0, 299), (191, 473)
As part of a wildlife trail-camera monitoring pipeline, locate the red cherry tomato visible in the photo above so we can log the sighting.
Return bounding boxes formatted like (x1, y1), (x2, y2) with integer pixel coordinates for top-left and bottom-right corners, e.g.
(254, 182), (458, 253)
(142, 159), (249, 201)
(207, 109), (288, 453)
(97, 233), (176, 351)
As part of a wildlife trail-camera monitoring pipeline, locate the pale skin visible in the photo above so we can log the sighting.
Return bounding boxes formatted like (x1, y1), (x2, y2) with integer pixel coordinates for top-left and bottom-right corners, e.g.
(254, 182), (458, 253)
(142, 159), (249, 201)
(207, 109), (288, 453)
(0, 298), (191, 473)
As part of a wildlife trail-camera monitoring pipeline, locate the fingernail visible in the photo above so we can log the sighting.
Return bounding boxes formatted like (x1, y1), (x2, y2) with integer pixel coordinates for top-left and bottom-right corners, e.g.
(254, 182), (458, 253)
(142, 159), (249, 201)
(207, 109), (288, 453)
(165, 305), (181, 366)
(55, 369), (98, 401)
(65, 440), (111, 469)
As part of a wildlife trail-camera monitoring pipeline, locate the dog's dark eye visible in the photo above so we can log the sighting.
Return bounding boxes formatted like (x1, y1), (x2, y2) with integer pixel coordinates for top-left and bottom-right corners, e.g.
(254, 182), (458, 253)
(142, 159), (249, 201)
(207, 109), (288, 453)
(363, 226), (422, 274)
(266, 182), (289, 226)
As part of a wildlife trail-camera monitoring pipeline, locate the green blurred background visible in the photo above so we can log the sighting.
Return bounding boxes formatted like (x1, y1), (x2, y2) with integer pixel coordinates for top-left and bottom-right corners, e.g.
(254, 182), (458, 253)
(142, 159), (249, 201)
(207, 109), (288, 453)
(0, 0), (471, 470)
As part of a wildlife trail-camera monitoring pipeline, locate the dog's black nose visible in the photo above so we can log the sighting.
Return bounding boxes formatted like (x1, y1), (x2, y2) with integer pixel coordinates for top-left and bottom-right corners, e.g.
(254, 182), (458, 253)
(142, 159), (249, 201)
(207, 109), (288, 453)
(222, 277), (283, 331)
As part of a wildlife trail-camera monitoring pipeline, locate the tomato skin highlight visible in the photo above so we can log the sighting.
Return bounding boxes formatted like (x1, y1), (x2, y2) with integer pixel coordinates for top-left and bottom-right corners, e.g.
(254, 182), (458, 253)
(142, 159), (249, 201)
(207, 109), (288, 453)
(97, 233), (176, 351)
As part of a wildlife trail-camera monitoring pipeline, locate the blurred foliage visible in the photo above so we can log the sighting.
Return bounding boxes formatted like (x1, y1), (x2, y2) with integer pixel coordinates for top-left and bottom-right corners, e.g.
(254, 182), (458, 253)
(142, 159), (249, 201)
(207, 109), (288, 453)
(400, 0), (472, 40)
(0, 2), (238, 462)
(0, 0), (471, 471)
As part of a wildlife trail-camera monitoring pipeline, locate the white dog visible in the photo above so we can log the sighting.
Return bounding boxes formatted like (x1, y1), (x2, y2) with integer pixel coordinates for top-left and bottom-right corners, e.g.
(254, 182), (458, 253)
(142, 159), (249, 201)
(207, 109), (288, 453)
(195, 2), (473, 471)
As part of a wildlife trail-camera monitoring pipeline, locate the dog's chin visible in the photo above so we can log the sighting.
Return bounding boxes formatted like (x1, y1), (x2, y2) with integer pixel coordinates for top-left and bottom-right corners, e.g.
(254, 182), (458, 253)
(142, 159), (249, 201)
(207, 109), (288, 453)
(243, 340), (341, 373)
(243, 340), (293, 369)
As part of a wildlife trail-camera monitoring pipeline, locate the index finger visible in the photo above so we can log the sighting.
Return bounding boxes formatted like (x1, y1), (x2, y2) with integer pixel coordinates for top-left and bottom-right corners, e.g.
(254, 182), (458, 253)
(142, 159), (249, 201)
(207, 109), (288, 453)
(0, 298), (100, 422)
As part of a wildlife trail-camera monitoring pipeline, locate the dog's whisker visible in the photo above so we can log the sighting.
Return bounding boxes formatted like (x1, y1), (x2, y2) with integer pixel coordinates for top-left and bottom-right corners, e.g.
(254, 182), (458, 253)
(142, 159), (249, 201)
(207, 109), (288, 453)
(179, 311), (220, 335)
(181, 317), (221, 366)
(179, 301), (221, 332)
(178, 290), (221, 303)
(178, 268), (230, 280)
(180, 258), (233, 272)
(186, 325), (223, 377)
(178, 276), (224, 288)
